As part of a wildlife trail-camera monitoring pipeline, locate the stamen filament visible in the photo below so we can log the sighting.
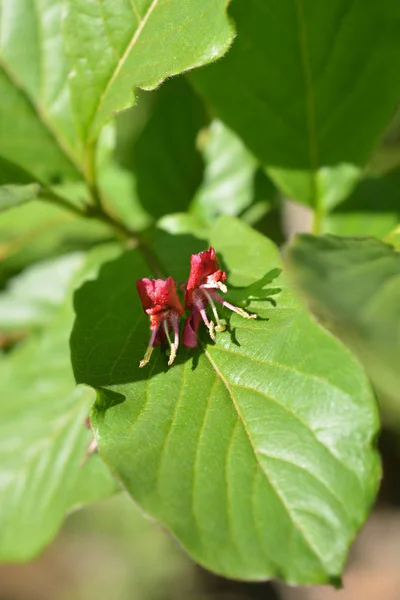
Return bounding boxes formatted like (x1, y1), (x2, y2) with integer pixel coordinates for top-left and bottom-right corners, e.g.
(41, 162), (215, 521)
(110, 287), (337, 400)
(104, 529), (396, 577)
(213, 294), (257, 319)
(165, 316), (180, 366)
(203, 290), (226, 333)
(163, 318), (173, 348)
(200, 307), (216, 341)
(139, 345), (154, 368)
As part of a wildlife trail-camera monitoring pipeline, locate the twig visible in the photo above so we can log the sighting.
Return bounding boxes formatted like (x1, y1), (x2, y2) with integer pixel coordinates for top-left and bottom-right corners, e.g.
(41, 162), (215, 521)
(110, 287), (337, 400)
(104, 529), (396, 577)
(39, 188), (163, 277)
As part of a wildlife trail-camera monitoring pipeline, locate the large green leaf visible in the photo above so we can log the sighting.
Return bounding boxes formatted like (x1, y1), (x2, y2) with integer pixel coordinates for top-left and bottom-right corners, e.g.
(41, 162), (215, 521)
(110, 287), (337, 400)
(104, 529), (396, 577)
(63, 0), (234, 142)
(0, 0), (232, 185)
(71, 216), (379, 584)
(288, 234), (400, 405)
(0, 246), (119, 562)
(122, 77), (207, 219)
(0, 0), (83, 181)
(191, 1), (400, 210)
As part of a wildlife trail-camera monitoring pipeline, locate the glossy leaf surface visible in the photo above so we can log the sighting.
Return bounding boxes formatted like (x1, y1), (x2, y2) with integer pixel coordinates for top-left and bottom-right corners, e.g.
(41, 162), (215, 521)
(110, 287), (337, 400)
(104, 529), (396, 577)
(71, 217), (379, 584)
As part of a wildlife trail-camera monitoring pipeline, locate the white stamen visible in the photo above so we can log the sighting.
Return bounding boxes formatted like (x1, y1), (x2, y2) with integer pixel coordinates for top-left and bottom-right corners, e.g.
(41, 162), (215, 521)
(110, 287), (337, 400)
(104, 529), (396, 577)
(203, 280), (228, 294)
(218, 297), (257, 319)
(217, 280), (228, 294)
(166, 315), (180, 366)
(203, 289), (226, 333)
(200, 306), (216, 341)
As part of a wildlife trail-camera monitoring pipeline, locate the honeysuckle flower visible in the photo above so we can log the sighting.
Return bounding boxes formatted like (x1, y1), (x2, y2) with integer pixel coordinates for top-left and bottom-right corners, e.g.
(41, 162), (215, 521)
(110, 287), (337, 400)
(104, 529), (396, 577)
(136, 276), (184, 367)
(183, 247), (257, 348)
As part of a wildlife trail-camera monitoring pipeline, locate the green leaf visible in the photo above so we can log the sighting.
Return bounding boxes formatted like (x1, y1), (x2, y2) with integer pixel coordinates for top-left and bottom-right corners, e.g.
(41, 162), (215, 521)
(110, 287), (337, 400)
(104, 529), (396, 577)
(63, 0), (234, 142)
(0, 199), (110, 285)
(324, 168), (400, 237)
(0, 0), (232, 186)
(0, 1), (83, 182)
(191, 1), (400, 208)
(71, 217), (379, 584)
(122, 77), (207, 220)
(386, 228), (400, 250)
(0, 183), (40, 212)
(190, 120), (276, 225)
(0, 246), (119, 562)
(288, 234), (400, 404)
(69, 453), (120, 511)
(0, 253), (84, 332)
(99, 161), (152, 232)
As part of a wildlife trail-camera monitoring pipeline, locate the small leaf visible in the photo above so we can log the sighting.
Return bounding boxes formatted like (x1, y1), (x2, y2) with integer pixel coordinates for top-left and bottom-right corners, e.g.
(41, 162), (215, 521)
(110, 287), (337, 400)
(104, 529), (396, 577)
(0, 183), (40, 212)
(63, 0), (234, 142)
(191, 1), (400, 208)
(71, 217), (379, 584)
(0, 247), (119, 562)
(191, 120), (276, 224)
(288, 234), (400, 404)
(324, 168), (400, 237)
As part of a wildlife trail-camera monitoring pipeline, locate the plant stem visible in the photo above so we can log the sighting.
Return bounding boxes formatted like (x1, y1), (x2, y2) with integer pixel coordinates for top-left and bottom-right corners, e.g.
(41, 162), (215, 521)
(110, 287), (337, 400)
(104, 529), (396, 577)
(312, 195), (324, 235)
(39, 188), (163, 277)
(39, 188), (88, 219)
(84, 141), (103, 209)
(39, 140), (163, 276)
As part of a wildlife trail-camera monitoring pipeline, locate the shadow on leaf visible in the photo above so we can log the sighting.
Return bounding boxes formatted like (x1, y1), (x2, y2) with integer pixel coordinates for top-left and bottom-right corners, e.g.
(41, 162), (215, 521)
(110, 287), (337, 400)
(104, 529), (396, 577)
(70, 233), (283, 416)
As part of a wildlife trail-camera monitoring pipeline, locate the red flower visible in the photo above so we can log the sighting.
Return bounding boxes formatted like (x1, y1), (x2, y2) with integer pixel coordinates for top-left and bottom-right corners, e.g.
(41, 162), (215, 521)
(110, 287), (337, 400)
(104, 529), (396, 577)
(183, 247), (256, 348)
(137, 277), (184, 367)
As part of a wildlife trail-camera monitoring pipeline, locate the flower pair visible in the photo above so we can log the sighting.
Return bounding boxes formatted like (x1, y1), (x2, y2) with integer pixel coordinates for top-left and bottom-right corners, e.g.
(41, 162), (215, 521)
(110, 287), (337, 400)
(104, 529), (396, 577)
(136, 247), (256, 368)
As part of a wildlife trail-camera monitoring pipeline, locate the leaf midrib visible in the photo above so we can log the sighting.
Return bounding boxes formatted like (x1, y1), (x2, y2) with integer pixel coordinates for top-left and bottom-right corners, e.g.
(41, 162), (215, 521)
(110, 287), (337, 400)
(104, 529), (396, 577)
(204, 346), (326, 571)
(0, 58), (82, 178)
(88, 0), (160, 138)
(295, 0), (319, 206)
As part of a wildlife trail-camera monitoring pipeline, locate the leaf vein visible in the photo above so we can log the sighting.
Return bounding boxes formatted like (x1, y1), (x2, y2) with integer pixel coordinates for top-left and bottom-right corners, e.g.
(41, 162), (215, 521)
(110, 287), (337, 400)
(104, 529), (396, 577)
(204, 348), (327, 571)
(88, 0), (160, 137)
(231, 381), (363, 491)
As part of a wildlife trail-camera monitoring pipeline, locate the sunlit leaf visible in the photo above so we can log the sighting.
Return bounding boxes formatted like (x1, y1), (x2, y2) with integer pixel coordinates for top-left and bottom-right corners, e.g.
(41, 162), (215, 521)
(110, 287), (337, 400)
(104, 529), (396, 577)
(0, 0), (83, 181)
(63, 0), (234, 142)
(71, 217), (379, 584)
